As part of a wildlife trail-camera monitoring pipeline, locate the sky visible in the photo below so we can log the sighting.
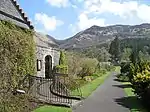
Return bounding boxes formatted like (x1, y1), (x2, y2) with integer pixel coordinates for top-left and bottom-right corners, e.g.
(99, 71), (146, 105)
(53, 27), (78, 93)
(17, 0), (150, 40)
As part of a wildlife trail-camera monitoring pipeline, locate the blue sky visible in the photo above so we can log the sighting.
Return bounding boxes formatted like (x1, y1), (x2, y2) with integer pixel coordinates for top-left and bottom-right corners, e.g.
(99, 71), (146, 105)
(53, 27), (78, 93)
(17, 0), (150, 40)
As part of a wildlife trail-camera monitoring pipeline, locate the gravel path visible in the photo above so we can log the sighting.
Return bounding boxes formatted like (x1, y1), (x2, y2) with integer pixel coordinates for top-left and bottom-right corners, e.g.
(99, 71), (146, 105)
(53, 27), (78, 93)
(73, 72), (130, 112)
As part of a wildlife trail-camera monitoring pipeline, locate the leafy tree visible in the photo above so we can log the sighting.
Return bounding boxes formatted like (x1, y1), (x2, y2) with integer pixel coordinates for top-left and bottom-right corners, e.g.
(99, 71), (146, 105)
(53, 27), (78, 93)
(109, 36), (121, 63)
(121, 48), (132, 62)
(66, 52), (82, 76)
(97, 47), (110, 62)
(129, 44), (140, 65)
(78, 58), (98, 79)
(139, 51), (150, 62)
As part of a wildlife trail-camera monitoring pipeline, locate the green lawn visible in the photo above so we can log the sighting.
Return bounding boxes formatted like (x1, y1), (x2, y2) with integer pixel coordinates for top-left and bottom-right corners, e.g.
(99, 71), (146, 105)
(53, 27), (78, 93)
(80, 67), (120, 98)
(115, 66), (121, 74)
(33, 106), (72, 112)
(80, 71), (111, 98)
(123, 82), (147, 112)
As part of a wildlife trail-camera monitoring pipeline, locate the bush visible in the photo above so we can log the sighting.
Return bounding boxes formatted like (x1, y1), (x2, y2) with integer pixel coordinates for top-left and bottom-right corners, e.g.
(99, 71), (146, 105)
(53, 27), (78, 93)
(66, 52), (83, 76)
(117, 62), (131, 82)
(0, 20), (35, 112)
(78, 58), (98, 78)
(59, 50), (66, 65)
(132, 72), (150, 103)
(120, 62), (130, 74)
(55, 65), (68, 74)
(55, 51), (68, 74)
(116, 73), (129, 82)
(127, 61), (150, 106)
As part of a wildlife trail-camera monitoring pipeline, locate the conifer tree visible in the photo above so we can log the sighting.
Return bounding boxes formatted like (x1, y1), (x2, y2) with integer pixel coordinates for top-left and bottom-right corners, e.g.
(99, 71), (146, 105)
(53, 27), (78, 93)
(109, 36), (121, 63)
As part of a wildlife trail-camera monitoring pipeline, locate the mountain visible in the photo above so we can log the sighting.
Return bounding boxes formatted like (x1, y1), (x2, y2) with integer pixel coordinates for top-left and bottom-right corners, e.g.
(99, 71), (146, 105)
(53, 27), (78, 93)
(47, 23), (150, 50)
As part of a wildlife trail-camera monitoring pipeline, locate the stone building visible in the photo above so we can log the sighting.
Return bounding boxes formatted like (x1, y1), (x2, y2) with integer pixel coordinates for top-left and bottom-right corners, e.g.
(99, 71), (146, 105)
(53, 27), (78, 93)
(34, 33), (60, 78)
(0, 0), (60, 78)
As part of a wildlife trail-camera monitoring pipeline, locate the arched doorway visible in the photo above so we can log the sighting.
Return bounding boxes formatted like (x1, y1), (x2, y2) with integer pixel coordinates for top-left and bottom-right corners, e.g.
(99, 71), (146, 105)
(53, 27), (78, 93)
(45, 55), (52, 79)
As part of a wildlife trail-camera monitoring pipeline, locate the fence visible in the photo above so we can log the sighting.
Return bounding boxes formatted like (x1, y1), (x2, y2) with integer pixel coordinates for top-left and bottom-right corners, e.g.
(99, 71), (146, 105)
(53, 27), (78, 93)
(16, 73), (82, 107)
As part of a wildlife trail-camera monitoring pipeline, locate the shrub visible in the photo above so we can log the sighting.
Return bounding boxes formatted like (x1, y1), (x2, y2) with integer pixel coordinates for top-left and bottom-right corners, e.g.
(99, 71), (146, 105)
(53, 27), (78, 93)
(59, 50), (66, 65)
(120, 62), (130, 74)
(132, 72), (150, 102)
(128, 61), (150, 106)
(0, 20), (35, 112)
(66, 52), (82, 76)
(78, 58), (98, 78)
(55, 51), (68, 74)
(98, 62), (114, 72)
(116, 73), (129, 82)
(55, 65), (68, 74)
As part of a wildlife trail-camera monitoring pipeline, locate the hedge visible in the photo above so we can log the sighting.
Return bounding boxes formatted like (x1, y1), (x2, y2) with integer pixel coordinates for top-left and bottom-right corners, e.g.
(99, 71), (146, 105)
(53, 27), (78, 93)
(0, 20), (36, 112)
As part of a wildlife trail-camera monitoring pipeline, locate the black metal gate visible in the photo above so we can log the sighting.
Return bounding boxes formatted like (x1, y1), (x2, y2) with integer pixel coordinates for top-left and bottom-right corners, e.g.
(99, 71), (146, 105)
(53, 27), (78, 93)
(16, 73), (82, 107)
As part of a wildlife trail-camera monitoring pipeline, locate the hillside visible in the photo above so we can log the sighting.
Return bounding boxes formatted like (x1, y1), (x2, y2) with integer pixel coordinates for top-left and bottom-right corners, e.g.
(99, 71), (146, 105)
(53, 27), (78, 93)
(46, 23), (150, 50)
(52, 24), (150, 50)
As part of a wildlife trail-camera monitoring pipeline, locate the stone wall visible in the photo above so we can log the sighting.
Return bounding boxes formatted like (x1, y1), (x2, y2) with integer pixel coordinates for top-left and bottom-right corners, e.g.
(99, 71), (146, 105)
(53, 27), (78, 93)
(0, 0), (29, 29)
(36, 46), (60, 77)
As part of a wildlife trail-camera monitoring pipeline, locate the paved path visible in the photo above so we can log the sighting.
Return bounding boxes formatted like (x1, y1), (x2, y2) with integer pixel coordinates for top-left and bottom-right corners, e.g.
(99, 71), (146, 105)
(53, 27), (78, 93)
(73, 72), (130, 112)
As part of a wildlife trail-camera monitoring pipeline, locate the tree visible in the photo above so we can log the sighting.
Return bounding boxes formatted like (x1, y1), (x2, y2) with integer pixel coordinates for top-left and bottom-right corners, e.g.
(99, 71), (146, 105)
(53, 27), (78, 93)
(129, 44), (140, 65)
(66, 52), (82, 76)
(109, 36), (121, 64)
(59, 50), (66, 65)
(139, 51), (150, 62)
(78, 58), (98, 78)
(121, 48), (132, 62)
(97, 47), (110, 62)
(55, 51), (68, 74)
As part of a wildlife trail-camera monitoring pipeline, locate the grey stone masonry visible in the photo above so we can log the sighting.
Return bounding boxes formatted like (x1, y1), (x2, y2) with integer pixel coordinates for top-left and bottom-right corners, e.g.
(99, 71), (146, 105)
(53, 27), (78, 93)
(36, 46), (60, 77)
(34, 32), (60, 77)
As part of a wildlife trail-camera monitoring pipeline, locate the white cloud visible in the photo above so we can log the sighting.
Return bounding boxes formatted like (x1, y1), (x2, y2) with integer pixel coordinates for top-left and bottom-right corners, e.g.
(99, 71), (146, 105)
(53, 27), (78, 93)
(46, 0), (70, 8)
(77, 13), (105, 30)
(70, 0), (150, 33)
(71, 12), (105, 32)
(84, 0), (138, 18)
(137, 4), (150, 22)
(83, 0), (150, 22)
(76, 0), (84, 2)
(71, 4), (78, 9)
(35, 13), (64, 32)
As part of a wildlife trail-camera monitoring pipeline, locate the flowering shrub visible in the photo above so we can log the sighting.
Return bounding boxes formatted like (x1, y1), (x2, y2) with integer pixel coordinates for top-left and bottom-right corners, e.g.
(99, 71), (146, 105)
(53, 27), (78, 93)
(132, 73), (150, 99)
(120, 61), (150, 105)
(130, 62), (150, 105)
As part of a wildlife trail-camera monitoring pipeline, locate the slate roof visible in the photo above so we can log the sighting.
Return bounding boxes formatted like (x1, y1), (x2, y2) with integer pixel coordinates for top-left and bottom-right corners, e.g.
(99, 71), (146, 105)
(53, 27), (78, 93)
(11, 0), (34, 29)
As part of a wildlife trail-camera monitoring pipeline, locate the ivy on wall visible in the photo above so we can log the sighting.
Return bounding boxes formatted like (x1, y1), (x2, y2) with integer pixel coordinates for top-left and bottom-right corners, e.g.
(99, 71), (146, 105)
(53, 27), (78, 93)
(0, 20), (36, 112)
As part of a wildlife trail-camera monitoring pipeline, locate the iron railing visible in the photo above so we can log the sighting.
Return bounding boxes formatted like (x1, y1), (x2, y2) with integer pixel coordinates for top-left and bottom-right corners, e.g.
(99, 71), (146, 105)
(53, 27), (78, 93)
(51, 73), (82, 100)
(16, 73), (82, 107)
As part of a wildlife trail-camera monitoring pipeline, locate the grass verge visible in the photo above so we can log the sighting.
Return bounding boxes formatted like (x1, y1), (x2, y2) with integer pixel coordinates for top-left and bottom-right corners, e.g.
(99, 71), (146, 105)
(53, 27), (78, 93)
(116, 66), (146, 112)
(80, 67), (120, 98)
(80, 72), (110, 98)
(123, 82), (147, 112)
(33, 105), (72, 112)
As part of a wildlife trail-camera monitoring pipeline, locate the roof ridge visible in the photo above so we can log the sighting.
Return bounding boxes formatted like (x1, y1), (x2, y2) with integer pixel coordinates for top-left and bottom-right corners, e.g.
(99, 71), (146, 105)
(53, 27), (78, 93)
(11, 0), (34, 29)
